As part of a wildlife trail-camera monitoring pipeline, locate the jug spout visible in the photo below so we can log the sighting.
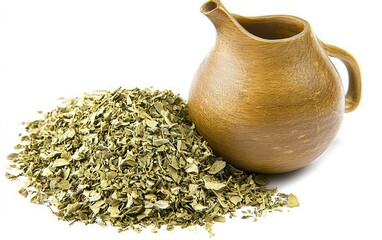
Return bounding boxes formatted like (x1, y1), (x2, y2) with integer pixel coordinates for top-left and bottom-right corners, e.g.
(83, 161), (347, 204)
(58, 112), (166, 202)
(201, 0), (241, 36)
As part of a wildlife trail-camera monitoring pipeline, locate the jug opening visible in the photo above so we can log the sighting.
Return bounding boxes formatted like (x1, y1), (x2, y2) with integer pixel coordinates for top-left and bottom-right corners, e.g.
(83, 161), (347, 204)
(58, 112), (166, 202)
(237, 16), (306, 40)
(201, 1), (218, 14)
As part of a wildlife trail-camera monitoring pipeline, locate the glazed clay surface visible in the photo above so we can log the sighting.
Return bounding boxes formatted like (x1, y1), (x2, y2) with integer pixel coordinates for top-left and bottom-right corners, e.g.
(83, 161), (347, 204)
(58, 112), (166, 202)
(188, 0), (361, 173)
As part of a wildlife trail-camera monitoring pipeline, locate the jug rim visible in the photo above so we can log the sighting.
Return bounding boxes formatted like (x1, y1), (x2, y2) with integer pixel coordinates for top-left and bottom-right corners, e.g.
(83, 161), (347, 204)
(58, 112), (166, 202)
(201, 0), (310, 43)
(232, 14), (309, 43)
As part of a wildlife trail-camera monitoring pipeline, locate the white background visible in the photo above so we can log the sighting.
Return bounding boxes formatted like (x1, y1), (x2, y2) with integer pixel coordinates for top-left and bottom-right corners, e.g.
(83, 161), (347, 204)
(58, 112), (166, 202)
(1, 0), (381, 239)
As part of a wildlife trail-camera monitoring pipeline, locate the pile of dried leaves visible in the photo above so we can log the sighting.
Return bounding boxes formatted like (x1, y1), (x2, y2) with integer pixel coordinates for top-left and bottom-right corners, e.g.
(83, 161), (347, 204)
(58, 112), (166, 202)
(5, 88), (298, 234)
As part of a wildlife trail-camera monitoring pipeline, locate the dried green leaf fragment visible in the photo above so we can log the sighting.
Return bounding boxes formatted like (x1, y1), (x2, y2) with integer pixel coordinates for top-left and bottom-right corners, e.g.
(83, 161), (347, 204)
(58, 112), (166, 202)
(254, 175), (268, 186)
(18, 188), (28, 197)
(205, 222), (214, 237)
(153, 139), (169, 146)
(5, 172), (19, 180)
(229, 196), (242, 205)
(203, 176), (226, 190)
(185, 163), (199, 173)
(66, 203), (81, 215)
(213, 216), (226, 222)
(145, 119), (158, 128)
(90, 200), (105, 215)
(208, 160), (226, 174)
(192, 203), (208, 212)
(52, 158), (70, 167)
(108, 206), (121, 218)
(287, 194), (299, 208)
(7, 153), (18, 161)
(154, 200), (170, 210)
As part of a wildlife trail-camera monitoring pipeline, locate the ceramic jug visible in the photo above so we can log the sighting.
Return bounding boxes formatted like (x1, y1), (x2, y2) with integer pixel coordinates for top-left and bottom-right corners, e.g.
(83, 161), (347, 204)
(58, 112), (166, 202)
(188, 0), (361, 173)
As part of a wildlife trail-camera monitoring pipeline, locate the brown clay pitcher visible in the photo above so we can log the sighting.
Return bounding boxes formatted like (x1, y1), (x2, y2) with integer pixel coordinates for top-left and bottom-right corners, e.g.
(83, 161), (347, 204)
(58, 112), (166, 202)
(188, 0), (361, 174)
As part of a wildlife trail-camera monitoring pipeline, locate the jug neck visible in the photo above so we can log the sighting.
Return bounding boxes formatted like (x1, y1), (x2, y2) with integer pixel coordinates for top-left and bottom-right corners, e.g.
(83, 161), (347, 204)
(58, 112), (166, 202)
(201, 0), (311, 46)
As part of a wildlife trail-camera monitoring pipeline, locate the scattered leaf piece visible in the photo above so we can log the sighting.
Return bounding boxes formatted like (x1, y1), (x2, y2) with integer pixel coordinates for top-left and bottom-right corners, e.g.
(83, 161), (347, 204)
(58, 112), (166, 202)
(208, 160), (226, 174)
(203, 176), (226, 190)
(287, 194), (300, 208)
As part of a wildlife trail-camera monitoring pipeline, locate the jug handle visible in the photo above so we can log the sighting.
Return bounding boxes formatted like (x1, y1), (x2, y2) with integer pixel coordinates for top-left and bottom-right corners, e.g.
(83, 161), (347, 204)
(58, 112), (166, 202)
(323, 43), (362, 113)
